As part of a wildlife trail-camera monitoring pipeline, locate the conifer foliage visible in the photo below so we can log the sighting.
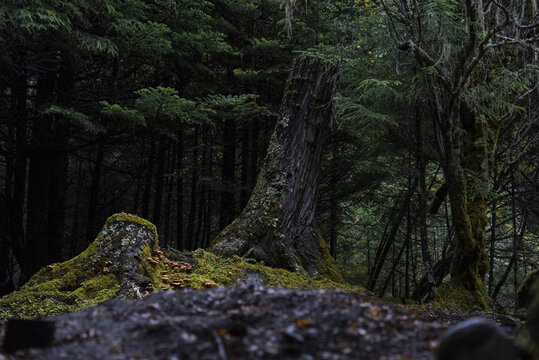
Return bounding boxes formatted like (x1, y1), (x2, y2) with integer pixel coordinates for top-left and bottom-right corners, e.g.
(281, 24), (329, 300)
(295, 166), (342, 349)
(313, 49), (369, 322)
(0, 0), (537, 312)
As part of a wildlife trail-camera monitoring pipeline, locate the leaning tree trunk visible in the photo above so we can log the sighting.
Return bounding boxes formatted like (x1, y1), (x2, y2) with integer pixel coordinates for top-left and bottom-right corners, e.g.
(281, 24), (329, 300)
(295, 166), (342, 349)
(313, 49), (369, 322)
(213, 56), (342, 282)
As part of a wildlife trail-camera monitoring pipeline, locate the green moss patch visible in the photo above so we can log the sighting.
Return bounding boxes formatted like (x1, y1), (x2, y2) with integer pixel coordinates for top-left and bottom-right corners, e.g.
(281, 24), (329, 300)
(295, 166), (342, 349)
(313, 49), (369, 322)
(145, 249), (364, 293)
(0, 237), (115, 319)
(314, 228), (344, 283)
(431, 282), (493, 312)
(0, 273), (121, 319)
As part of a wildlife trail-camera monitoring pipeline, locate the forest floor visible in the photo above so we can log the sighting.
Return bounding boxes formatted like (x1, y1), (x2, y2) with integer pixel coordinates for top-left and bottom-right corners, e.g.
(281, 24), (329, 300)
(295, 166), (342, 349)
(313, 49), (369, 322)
(0, 286), (528, 360)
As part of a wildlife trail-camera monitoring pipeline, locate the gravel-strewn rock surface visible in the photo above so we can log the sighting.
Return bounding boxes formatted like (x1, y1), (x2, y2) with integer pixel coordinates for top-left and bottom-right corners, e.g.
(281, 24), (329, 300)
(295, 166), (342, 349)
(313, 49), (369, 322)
(0, 287), (528, 360)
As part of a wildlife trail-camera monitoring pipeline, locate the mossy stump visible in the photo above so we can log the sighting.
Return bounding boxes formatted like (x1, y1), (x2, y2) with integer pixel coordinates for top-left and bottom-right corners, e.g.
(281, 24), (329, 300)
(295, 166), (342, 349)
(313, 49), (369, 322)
(0, 213), (158, 319)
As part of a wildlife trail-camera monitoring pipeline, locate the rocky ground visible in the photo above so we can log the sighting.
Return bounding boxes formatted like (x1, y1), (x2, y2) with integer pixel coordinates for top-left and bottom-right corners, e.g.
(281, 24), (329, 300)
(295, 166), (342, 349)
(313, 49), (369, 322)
(0, 286), (532, 360)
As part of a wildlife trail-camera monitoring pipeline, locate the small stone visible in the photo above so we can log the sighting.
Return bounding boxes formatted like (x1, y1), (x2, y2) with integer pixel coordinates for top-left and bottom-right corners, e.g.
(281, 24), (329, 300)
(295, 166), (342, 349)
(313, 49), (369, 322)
(436, 318), (524, 360)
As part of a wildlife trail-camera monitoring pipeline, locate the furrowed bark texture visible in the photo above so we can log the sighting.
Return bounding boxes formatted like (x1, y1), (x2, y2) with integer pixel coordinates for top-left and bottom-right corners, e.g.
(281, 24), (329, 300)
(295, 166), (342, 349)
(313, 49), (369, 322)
(213, 56), (342, 282)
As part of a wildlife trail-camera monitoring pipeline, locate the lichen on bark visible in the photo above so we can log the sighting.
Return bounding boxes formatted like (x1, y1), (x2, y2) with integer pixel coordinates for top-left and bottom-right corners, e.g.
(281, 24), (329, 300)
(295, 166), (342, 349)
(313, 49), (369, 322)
(212, 56), (343, 283)
(439, 103), (497, 310)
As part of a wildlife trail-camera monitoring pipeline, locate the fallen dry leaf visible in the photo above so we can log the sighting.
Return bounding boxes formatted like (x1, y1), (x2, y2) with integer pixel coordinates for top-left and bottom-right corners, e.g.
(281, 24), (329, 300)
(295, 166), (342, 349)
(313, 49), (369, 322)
(296, 318), (313, 328)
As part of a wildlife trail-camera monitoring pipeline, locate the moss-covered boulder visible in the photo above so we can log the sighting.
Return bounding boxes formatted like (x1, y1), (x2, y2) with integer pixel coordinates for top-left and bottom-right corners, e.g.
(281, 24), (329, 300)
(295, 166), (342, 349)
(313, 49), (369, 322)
(0, 213), (159, 319)
(526, 274), (539, 355)
(514, 269), (539, 355)
(517, 268), (539, 310)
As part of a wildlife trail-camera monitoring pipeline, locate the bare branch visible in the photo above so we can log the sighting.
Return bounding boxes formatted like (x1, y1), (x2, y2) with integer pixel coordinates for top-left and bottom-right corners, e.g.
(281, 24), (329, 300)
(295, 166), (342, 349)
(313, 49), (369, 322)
(455, 3), (511, 96)
(379, 0), (406, 43)
(487, 35), (539, 51)
(513, 21), (539, 30)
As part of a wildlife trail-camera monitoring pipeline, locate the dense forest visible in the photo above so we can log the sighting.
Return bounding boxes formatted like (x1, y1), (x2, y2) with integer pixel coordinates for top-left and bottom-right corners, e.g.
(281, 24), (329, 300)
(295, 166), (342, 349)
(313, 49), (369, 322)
(0, 0), (537, 314)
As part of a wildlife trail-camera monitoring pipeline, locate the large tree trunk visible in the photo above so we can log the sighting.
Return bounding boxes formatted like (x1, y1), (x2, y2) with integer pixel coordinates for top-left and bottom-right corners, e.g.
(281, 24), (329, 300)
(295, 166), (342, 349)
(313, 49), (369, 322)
(152, 136), (167, 232)
(86, 142), (105, 244)
(7, 74), (28, 283)
(415, 105), (434, 299)
(439, 103), (496, 308)
(240, 121), (253, 208)
(176, 128), (185, 250)
(186, 127), (199, 250)
(219, 117), (237, 230)
(25, 71), (56, 277)
(213, 56), (342, 282)
(47, 56), (73, 263)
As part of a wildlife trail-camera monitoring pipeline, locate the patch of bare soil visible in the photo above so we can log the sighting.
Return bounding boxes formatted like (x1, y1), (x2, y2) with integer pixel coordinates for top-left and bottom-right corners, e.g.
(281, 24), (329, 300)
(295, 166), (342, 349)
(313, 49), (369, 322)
(0, 287), (529, 360)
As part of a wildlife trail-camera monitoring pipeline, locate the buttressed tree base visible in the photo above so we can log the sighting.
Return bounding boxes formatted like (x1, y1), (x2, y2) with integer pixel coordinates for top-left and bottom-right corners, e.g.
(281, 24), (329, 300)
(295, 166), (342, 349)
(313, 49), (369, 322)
(213, 56), (343, 283)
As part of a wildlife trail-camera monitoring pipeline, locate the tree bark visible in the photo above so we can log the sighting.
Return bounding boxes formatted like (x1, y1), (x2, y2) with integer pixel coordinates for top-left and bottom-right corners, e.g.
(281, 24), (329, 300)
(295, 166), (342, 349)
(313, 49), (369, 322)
(8, 74), (28, 281)
(488, 173), (498, 295)
(25, 71), (56, 277)
(1, 74), (27, 294)
(219, 118), (237, 230)
(367, 178), (416, 291)
(152, 136), (167, 232)
(86, 142), (105, 244)
(213, 56), (342, 281)
(176, 128), (185, 250)
(439, 103), (496, 308)
(240, 121), (253, 208)
(164, 144), (175, 248)
(186, 127), (199, 250)
(328, 145), (340, 259)
(141, 136), (156, 219)
(415, 105), (434, 298)
(47, 56), (73, 263)
(70, 161), (83, 257)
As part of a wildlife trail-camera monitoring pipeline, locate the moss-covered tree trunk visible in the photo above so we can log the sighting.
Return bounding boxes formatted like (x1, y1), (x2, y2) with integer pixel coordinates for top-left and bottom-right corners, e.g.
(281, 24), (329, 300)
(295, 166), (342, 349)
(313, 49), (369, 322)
(439, 103), (497, 308)
(213, 56), (342, 282)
